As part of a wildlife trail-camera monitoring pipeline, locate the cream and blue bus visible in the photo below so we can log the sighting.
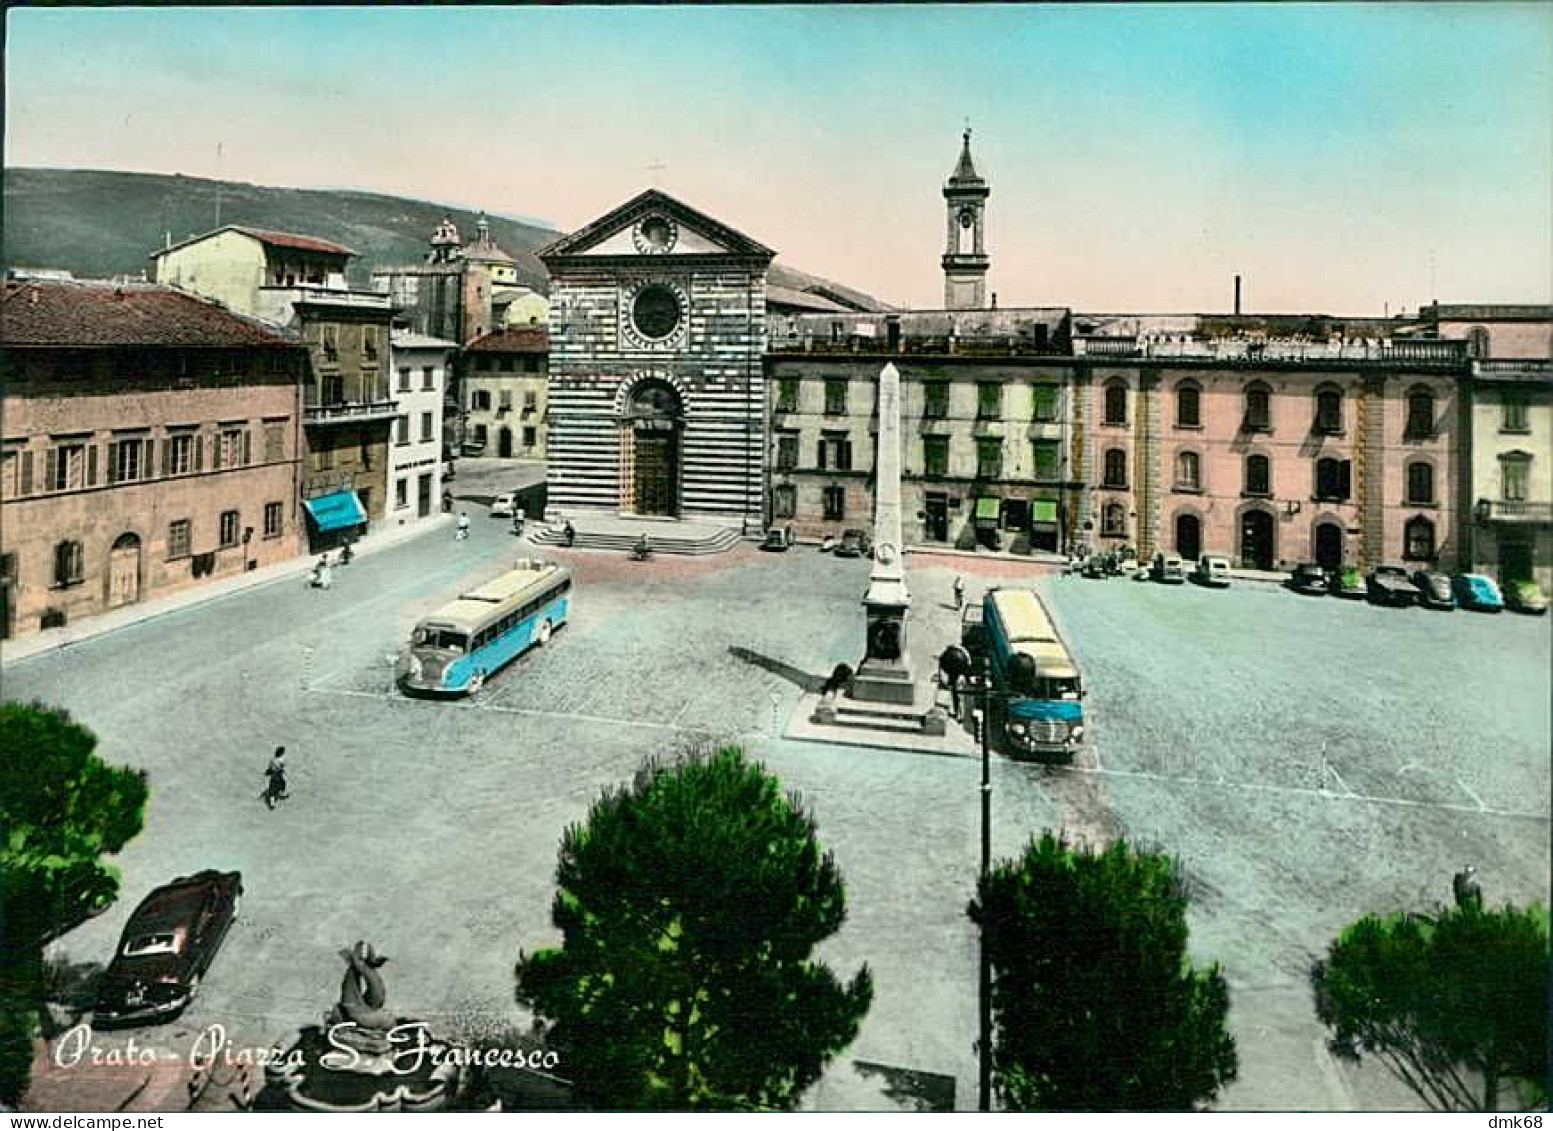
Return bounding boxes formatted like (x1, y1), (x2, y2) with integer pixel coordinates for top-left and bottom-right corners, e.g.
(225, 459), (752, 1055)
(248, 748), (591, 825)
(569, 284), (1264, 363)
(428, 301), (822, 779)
(982, 587), (1085, 758)
(397, 559), (572, 696)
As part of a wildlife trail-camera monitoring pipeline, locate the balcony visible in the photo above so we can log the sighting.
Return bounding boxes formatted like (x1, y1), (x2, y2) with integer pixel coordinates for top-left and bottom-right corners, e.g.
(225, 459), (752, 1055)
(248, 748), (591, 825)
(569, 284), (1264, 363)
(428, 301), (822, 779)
(305, 399), (401, 427)
(1476, 499), (1553, 525)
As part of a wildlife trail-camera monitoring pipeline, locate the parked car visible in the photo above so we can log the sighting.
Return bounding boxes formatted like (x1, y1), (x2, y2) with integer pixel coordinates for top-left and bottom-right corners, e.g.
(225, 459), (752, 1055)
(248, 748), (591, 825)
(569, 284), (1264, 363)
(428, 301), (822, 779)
(1366, 565), (1419, 607)
(94, 870), (243, 1026)
(1288, 562), (1329, 596)
(1451, 573), (1504, 613)
(1193, 555), (1232, 588)
(1150, 553), (1187, 584)
(960, 602), (988, 663)
(834, 528), (872, 558)
(1081, 556), (1110, 579)
(489, 492), (518, 519)
(1410, 570), (1456, 611)
(760, 527), (792, 552)
(1505, 579), (1549, 615)
(1329, 567), (1367, 600)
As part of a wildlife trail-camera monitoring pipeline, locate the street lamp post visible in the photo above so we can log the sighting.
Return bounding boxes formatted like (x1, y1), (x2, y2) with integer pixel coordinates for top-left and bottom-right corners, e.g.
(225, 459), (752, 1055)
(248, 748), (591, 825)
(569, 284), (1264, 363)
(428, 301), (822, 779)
(977, 660), (993, 1112)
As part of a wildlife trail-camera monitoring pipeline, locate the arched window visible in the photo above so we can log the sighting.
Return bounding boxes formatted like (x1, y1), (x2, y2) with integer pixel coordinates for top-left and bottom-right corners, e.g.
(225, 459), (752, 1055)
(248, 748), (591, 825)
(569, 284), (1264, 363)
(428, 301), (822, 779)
(1468, 325), (1491, 359)
(1404, 515), (1436, 561)
(1315, 457), (1351, 501)
(53, 540), (83, 587)
(1406, 461), (1434, 505)
(1244, 453), (1271, 496)
(1101, 502), (1127, 537)
(1175, 450), (1201, 491)
(1175, 381), (1201, 428)
(1405, 385), (1436, 439)
(1103, 380), (1128, 426)
(1102, 448), (1128, 488)
(1243, 382), (1271, 431)
(1314, 386), (1344, 434)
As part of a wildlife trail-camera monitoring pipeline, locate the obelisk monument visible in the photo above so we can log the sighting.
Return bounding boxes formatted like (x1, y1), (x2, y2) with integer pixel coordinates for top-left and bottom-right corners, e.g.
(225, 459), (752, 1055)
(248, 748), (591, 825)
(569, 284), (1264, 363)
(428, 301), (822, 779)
(850, 362), (915, 705)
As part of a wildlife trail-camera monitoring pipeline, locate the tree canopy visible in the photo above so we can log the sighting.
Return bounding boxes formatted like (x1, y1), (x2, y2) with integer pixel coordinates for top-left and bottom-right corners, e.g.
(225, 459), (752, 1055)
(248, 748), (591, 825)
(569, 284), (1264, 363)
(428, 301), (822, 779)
(1312, 899), (1549, 1111)
(974, 832), (1237, 1111)
(0, 701), (148, 1106)
(515, 745), (872, 1111)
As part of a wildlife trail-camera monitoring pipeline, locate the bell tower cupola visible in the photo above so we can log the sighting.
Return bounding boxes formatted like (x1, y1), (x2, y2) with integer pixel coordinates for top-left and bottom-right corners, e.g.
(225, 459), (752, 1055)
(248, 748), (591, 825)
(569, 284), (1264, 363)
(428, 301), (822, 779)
(942, 128), (990, 310)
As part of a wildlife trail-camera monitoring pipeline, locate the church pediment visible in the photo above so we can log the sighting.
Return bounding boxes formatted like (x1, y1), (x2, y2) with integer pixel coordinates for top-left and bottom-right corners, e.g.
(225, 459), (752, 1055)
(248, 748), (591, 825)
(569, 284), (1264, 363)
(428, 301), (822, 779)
(538, 189), (775, 263)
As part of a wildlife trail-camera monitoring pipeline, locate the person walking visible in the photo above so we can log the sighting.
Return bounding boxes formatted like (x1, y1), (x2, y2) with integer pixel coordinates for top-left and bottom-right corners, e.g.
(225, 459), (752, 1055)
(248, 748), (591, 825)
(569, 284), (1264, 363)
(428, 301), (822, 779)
(456, 511), (471, 541)
(938, 644), (972, 718)
(953, 575), (966, 610)
(262, 746), (289, 809)
(562, 520), (576, 548)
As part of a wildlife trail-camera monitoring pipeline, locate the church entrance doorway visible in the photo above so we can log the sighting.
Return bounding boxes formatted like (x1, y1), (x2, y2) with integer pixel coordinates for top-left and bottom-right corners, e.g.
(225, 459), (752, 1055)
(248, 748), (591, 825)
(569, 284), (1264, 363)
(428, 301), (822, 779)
(621, 380), (682, 518)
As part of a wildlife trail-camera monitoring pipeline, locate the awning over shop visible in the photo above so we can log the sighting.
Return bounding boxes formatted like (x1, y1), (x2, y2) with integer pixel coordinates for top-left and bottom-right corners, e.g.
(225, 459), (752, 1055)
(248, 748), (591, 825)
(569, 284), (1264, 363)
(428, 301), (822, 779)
(1031, 500), (1059, 524)
(974, 497), (1001, 523)
(303, 490), (367, 532)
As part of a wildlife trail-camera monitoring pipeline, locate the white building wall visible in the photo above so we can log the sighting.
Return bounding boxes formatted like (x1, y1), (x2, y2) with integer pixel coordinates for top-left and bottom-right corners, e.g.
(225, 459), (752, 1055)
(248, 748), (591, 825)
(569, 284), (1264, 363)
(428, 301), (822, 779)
(388, 338), (453, 524)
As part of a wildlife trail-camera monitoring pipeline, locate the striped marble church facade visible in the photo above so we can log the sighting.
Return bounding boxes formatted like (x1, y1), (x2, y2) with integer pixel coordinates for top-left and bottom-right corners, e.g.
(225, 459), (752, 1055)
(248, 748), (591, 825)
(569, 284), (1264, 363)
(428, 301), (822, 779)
(539, 190), (773, 527)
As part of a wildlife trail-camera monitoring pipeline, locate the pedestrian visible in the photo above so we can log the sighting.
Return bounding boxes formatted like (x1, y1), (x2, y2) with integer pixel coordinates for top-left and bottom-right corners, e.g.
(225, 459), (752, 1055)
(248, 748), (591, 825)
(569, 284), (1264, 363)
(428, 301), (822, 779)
(262, 746), (289, 809)
(311, 556), (333, 590)
(442, 489), (453, 514)
(938, 644), (972, 717)
(562, 520), (576, 548)
(953, 575), (966, 610)
(456, 511), (470, 541)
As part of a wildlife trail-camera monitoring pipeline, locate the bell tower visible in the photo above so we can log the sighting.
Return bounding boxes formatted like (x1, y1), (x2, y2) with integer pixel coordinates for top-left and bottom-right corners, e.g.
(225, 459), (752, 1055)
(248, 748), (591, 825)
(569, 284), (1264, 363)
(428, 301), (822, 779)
(942, 128), (990, 310)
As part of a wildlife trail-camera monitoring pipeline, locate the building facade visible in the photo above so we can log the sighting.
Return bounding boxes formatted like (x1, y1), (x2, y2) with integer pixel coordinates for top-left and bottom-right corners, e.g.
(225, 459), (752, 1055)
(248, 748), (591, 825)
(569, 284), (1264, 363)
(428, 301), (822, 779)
(0, 280), (307, 638)
(388, 331), (455, 524)
(460, 328), (548, 460)
(1464, 359), (1553, 590)
(151, 226), (397, 550)
(541, 190), (773, 525)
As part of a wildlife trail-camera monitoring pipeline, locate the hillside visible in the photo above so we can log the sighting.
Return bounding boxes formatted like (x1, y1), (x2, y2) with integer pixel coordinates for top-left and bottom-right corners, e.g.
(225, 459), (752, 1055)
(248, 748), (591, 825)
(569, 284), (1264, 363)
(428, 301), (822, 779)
(1, 167), (886, 308)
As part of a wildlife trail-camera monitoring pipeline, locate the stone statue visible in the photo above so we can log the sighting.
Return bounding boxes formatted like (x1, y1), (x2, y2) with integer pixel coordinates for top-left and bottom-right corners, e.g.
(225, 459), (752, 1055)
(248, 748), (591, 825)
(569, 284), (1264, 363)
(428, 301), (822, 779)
(326, 941), (396, 1051)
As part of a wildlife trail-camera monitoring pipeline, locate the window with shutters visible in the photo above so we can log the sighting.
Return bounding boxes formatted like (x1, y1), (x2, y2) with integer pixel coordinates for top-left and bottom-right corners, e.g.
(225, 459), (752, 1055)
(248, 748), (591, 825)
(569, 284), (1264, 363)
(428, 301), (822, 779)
(322, 324), (339, 361)
(1102, 448), (1127, 488)
(823, 484), (846, 520)
(1315, 457), (1351, 501)
(471, 390), (492, 412)
(49, 443), (86, 492)
(216, 428), (244, 468)
(1176, 381), (1201, 428)
(362, 326), (378, 358)
(219, 510), (240, 548)
(398, 367), (411, 392)
(775, 379), (799, 413)
(264, 423), (284, 462)
(422, 366), (435, 390)
(1502, 393), (1530, 433)
(1314, 387), (1344, 434)
(53, 540), (84, 587)
(1405, 386), (1436, 439)
(1, 450), (21, 498)
(395, 416), (410, 446)
(523, 391), (537, 413)
(1032, 439), (1060, 481)
(775, 434), (799, 471)
(167, 519), (191, 560)
(167, 433), (195, 476)
(1406, 461), (1435, 505)
(977, 382), (1001, 420)
(395, 477), (408, 510)
(924, 435), (949, 478)
(818, 433), (853, 472)
(522, 427), (536, 448)
(1031, 385), (1058, 423)
(976, 438), (1002, 480)
(421, 412), (434, 442)
(1104, 380), (1128, 426)
(1501, 453), (1531, 502)
(264, 501), (283, 539)
(110, 438), (145, 484)
(1243, 383), (1272, 432)
(1175, 450), (1202, 491)
(923, 382), (949, 419)
(824, 379), (847, 416)
(1244, 454), (1271, 496)
(499, 389), (513, 412)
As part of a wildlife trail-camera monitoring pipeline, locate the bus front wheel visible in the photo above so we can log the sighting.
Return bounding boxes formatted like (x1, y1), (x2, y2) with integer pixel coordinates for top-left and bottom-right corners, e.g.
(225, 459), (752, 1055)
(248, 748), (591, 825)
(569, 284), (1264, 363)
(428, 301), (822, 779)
(537, 620), (553, 645)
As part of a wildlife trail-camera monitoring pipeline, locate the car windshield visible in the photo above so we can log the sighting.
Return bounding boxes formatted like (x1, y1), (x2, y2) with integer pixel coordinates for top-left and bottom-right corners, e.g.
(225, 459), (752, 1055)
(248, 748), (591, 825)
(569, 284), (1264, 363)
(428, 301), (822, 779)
(123, 932), (180, 957)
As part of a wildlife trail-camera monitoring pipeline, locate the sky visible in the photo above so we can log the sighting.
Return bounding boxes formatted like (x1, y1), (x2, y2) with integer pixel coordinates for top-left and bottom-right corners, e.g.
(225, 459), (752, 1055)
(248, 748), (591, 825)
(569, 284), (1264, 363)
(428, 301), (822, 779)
(5, 4), (1551, 314)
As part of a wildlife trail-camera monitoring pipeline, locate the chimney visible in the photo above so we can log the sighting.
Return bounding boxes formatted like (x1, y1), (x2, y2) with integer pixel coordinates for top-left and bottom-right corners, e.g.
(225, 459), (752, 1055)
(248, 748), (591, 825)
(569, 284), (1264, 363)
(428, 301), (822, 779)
(1234, 275), (1242, 316)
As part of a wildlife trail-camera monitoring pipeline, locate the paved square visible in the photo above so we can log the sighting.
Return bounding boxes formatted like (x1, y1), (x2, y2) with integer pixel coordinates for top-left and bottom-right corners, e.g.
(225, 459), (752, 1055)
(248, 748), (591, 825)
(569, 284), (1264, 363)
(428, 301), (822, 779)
(8, 521), (1548, 1110)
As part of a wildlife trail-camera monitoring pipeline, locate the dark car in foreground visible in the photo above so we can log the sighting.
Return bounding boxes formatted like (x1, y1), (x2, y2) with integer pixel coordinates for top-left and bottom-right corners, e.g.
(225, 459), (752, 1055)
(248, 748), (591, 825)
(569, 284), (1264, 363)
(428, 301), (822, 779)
(1410, 570), (1456, 610)
(1505, 579), (1549, 615)
(834, 528), (872, 559)
(1366, 565), (1419, 607)
(1288, 562), (1328, 596)
(1451, 573), (1504, 613)
(94, 870), (242, 1026)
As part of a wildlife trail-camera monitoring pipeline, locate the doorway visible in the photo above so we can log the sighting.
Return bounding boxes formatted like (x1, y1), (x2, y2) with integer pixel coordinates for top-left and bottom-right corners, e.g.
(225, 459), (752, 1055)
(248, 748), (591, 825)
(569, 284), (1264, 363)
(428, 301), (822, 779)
(1239, 509), (1275, 570)
(1174, 513), (1202, 562)
(498, 427), (513, 458)
(622, 380), (682, 517)
(1500, 534), (1533, 584)
(108, 533), (141, 608)
(417, 472), (432, 518)
(924, 493), (949, 543)
(1314, 522), (1343, 572)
